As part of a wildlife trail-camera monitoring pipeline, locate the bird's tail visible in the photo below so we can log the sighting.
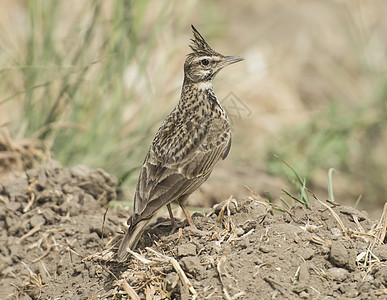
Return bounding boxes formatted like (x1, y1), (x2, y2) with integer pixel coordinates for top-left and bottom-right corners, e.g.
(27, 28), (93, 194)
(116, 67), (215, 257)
(116, 218), (152, 262)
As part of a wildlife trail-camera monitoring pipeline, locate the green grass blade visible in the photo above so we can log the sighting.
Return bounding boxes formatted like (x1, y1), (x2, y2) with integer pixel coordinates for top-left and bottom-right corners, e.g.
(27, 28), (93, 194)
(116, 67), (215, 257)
(280, 197), (291, 209)
(327, 168), (336, 202)
(273, 154), (305, 186)
(354, 194), (362, 209)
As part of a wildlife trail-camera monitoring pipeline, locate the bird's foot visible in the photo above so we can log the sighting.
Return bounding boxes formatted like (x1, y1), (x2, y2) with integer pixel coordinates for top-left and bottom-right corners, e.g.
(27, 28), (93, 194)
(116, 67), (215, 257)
(180, 203), (197, 229)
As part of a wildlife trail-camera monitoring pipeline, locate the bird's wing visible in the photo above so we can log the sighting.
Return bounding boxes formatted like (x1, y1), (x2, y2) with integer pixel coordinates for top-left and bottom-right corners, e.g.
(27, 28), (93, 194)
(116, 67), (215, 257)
(133, 117), (231, 221)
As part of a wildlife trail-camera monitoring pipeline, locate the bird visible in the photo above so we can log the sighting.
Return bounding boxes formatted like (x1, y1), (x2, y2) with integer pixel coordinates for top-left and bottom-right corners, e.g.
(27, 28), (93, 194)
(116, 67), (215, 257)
(117, 25), (243, 261)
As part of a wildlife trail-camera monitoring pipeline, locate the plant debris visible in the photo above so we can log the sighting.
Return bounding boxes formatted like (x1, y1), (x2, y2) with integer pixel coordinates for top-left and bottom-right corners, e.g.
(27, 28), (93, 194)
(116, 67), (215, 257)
(0, 161), (386, 299)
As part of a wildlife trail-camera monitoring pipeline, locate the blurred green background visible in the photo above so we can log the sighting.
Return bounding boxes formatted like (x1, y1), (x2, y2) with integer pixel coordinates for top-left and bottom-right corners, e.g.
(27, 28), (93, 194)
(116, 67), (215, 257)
(1, 0), (386, 216)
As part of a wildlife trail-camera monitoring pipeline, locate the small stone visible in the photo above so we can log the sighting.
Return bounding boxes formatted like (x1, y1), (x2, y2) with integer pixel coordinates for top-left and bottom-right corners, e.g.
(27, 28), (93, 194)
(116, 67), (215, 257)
(259, 245), (272, 253)
(235, 227), (245, 236)
(331, 228), (341, 237)
(177, 243), (197, 256)
(326, 267), (348, 281)
(299, 291), (309, 299)
(329, 241), (348, 268)
(298, 263), (309, 282)
(30, 214), (45, 227)
(180, 256), (206, 279)
(298, 248), (314, 260)
(242, 220), (257, 232)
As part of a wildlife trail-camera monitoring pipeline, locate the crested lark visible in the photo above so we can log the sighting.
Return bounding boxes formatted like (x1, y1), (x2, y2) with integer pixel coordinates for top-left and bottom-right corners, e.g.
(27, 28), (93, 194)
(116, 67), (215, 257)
(117, 25), (243, 261)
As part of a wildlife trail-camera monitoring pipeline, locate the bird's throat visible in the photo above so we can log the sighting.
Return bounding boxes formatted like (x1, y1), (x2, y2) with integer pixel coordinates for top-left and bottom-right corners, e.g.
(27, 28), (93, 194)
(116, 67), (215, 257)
(196, 81), (213, 91)
(178, 80), (225, 118)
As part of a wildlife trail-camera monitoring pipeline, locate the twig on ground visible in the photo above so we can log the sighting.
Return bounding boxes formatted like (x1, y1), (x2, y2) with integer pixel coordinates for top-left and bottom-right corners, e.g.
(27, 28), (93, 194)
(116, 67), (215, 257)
(217, 254), (231, 300)
(146, 247), (197, 297)
(217, 196), (237, 230)
(307, 189), (348, 238)
(122, 279), (141, 300)
(126, 248), (153, 264)
(17, 221), (44, 244)
(375, 202), (387, 246)
(326, 199), (340, 207)
(23, 179), (38, 213)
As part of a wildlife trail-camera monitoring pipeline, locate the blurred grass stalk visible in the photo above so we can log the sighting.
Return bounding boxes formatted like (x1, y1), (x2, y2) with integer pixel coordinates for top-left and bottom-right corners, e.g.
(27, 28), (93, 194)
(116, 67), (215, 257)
(0, 0), (180, 185)
(267, 3), (387, 204)
(268, 75), (387, 202)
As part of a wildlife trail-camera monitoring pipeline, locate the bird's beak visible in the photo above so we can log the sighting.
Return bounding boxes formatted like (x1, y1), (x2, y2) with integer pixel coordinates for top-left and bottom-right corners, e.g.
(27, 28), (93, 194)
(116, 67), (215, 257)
(221, 56), (244, 68)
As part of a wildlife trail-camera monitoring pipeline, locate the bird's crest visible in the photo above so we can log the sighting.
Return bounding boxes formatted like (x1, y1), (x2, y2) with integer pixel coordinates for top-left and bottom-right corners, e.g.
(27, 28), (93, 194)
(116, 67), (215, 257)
(189, 25), (218, 56)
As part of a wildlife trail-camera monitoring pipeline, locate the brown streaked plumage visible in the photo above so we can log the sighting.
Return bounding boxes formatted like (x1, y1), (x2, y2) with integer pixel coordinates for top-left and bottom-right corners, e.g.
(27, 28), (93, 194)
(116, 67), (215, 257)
(117, 25), (243, 261)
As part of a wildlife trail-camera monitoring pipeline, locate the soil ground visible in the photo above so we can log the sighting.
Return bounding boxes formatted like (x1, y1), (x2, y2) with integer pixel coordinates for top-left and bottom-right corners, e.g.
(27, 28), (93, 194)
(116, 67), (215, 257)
(1, 162), (386, 299)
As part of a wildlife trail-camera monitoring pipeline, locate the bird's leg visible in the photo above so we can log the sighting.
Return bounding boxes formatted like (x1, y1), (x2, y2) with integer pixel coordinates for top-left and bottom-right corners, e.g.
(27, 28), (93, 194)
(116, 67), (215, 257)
(179, 203), (197, 228)
(167, 203), (178, 234)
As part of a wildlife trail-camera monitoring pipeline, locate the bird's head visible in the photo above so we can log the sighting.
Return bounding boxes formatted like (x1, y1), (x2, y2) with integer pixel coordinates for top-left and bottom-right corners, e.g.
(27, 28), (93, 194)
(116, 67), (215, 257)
(184, 25), (244, 85)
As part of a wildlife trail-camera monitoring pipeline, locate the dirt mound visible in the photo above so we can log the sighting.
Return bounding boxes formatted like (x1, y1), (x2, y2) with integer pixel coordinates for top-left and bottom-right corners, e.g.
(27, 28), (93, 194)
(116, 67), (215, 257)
(1, 162), (386, 299)
(0, 161), (118, 298)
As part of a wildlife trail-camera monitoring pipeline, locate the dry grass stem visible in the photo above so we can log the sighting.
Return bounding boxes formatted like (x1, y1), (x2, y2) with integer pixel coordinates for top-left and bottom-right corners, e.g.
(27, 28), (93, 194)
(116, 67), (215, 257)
(146, 247), (198, 297)
(126, 249), (153, 264)
(216, 196), (240, 237)
(121, 279), (141, 300)
(307, 189), (348, 237)
(17, 221), (44, 244)
(375, 288), (387, 296)
(24, 179), (38, 213)
(375, 202), (387, 246)
(216, 254), (245, 299)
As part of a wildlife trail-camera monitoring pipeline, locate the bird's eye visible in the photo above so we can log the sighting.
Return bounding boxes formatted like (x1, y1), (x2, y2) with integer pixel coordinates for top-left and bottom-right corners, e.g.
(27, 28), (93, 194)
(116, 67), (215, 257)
(201, 59), (209, 66)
